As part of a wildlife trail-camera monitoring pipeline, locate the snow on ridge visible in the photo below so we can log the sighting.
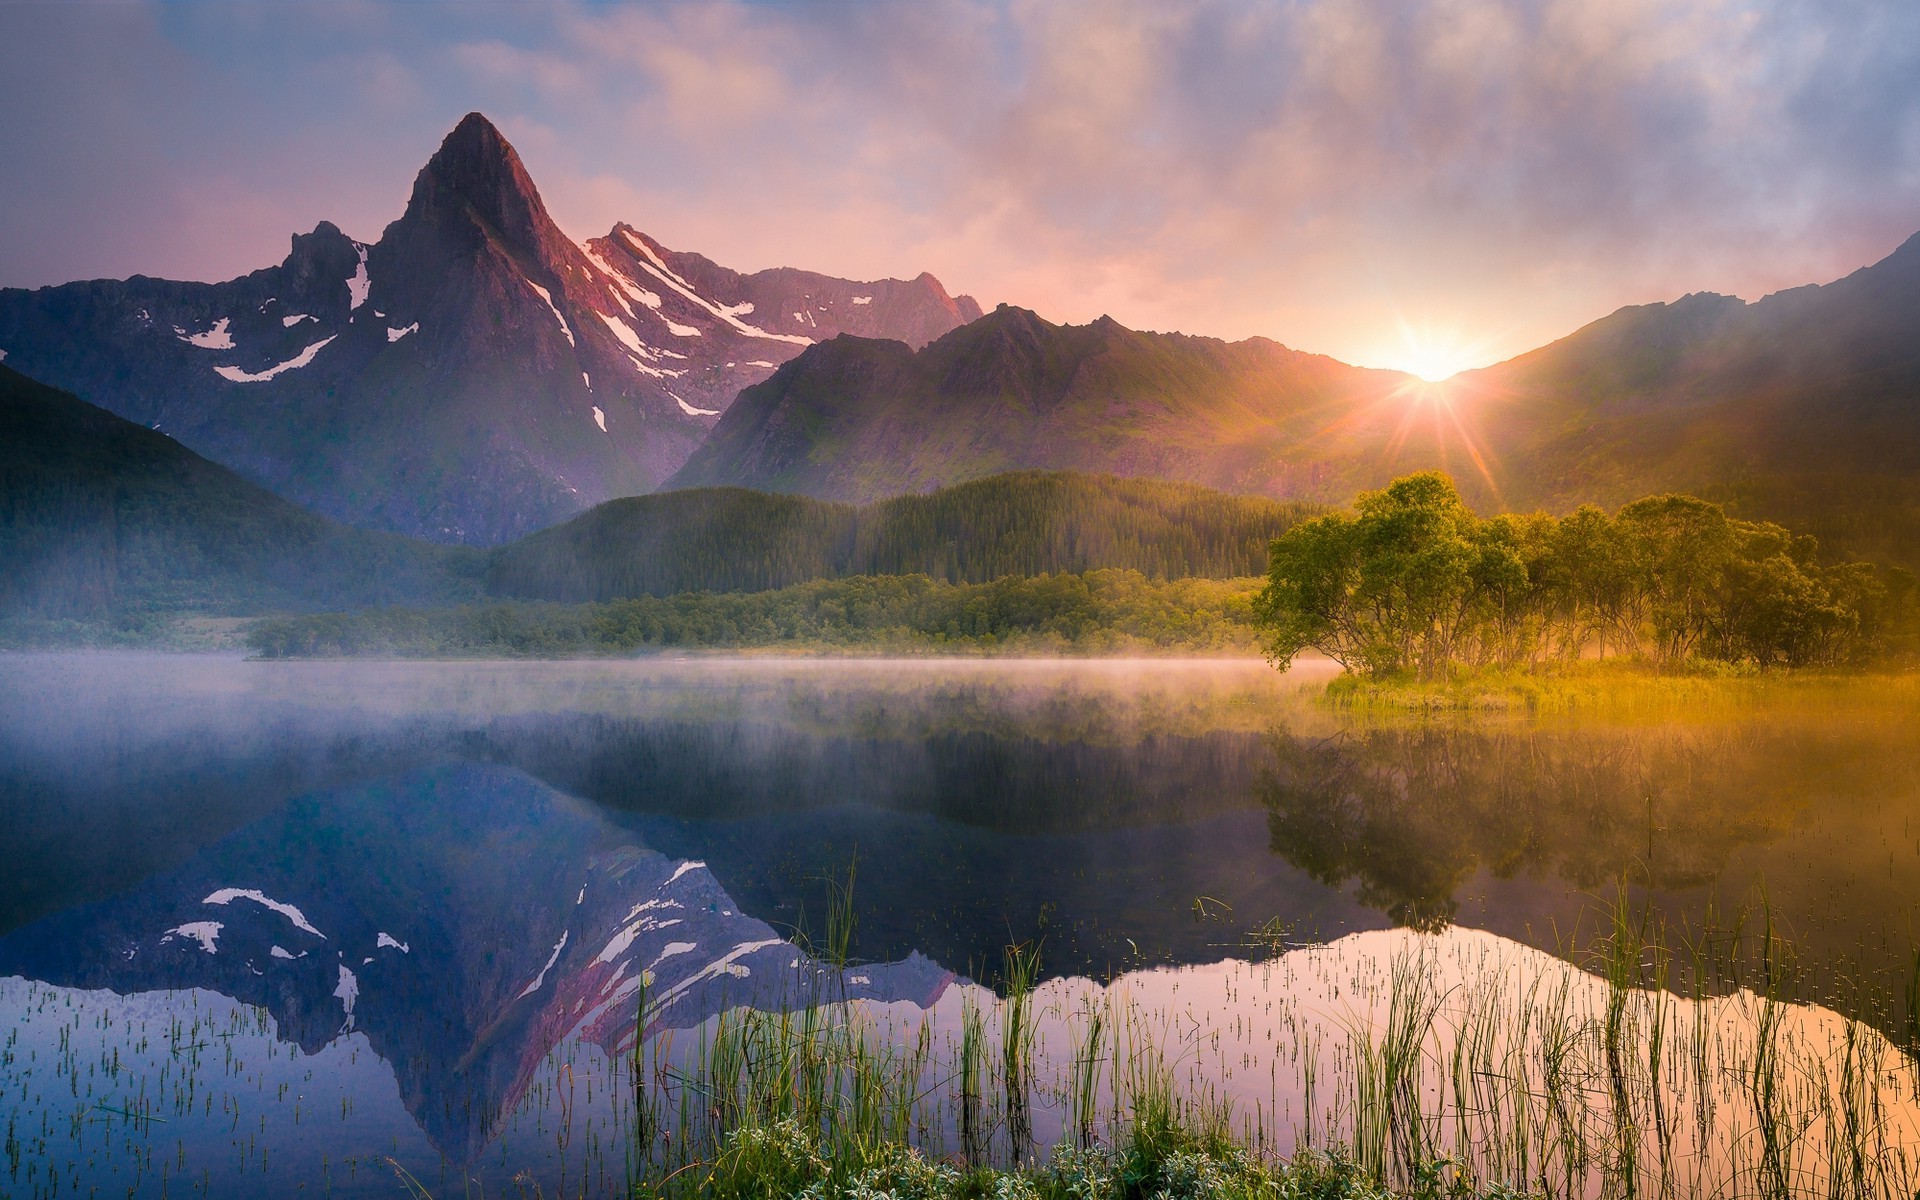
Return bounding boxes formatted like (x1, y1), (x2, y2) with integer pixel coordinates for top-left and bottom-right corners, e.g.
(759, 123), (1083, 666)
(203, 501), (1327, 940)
(519, 929), (570, 998)
(203, 888), (325, 938)
(598, 312), (646, 355)
(592, 405), (607, 432)
(616, 228), (812, 345)
(718, 300), (755, 317)
(387, 322), (418, 343)
(176, 317), (235, 350)
(647, 941), (698, 971)
(163, 921), (223, 954)
(347, 246), (371, 311)
(747, 360), (775, 368)
(648, 939), (784, 1017)
(852, 296), (873, 305)
(666, 860), (707, 885)
(214, 336), (336, 383)
(524, 278), (576, 346)
(283, 313), (316, 327)
(671, 392), (721, 417)
(627, 354), (683, 380)
(376, 932), (409, 953)
(270, 945), (299, 960)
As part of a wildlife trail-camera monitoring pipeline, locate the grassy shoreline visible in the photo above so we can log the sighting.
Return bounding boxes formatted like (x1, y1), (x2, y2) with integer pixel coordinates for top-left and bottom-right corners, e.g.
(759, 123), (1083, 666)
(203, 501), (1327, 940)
(1318, 659), (1920, 716)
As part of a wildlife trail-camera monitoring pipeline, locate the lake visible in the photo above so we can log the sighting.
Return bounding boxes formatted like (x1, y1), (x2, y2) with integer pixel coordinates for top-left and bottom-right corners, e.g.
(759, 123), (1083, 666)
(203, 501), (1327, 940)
(2, 654), (1918, 1198)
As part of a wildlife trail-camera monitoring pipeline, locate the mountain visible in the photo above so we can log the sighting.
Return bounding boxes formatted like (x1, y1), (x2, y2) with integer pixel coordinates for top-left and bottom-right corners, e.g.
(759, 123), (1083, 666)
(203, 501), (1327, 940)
(1453, 230), (1920, 563)
(669, 234), (1920, 566)
(0, 363), (473, 620)
(485, 470), (1321, 602)
(667, 305), (1418, 503)
(0, 113), (980, 545)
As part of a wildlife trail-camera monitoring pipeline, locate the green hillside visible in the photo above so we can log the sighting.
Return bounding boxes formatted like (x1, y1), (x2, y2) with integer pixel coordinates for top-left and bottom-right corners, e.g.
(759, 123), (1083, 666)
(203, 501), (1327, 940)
(485, 471), (1321, 602)
(0, 364), (479, 626)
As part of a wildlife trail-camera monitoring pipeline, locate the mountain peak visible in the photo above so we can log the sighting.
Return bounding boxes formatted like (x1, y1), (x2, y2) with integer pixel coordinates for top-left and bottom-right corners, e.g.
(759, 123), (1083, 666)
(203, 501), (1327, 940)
(402, 112), (557, 254)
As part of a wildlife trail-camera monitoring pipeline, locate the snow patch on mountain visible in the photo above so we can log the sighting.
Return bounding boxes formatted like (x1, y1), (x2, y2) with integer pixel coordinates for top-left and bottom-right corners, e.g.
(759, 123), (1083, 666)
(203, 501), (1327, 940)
(163, 922), (223, 954)
(176, 318), (235, 350)
(214, 336), (336, 383)
(387, 322), (418, 343)
(664, 319), (701, 337)
(377, 933), (409, 953)
(672, 392), (720, 417)
(518, 929), (569, 998)
(598, 312), (645, 354)
(283, 313), (316, 327)
(618, 228), (811, 346)
(524, 279), (575, 346)
(203, 888), (325, 938)
(592, 405), (606, 432)
(334, 965), (359, 1031)
(347, 246), (371, 311)
(853, 296), (873, 305)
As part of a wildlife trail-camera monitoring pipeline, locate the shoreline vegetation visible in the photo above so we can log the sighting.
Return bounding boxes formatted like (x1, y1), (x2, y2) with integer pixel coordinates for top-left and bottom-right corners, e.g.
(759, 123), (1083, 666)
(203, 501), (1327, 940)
(616, 889), (1920, 1200)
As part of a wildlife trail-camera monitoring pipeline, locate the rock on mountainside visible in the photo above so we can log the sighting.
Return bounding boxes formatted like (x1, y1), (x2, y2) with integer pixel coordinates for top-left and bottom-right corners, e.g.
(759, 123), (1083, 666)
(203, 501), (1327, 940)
(0, 114), (980, 544)
(667, 304), (1418, 503)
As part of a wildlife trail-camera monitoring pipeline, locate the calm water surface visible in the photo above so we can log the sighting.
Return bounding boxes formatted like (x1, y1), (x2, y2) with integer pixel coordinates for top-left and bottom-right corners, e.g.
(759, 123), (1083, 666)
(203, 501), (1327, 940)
(2, 654), (1917, 1197)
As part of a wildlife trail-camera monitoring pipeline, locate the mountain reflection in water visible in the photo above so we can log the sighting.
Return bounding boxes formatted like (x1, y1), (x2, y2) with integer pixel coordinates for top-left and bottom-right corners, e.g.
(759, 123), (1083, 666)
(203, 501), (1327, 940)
(0, 655), (1916, 1196)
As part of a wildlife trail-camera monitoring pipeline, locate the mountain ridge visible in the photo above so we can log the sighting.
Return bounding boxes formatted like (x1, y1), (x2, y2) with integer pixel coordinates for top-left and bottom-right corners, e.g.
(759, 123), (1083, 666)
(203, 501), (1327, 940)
(0, 112), (982, 544)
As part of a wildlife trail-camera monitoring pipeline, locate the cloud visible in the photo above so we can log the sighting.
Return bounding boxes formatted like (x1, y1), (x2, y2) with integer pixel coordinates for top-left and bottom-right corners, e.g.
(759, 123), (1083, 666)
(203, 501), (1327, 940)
(3, 0), (1918, 370)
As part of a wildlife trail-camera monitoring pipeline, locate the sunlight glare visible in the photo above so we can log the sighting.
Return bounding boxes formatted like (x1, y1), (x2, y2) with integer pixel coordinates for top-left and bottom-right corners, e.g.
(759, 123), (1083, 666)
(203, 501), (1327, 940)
(1377, 316), (1500, 383)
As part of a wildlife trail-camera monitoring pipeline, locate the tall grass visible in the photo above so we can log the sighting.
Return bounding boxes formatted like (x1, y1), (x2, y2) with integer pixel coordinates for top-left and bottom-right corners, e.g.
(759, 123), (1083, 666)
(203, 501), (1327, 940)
(617, 891), (1920, 1200)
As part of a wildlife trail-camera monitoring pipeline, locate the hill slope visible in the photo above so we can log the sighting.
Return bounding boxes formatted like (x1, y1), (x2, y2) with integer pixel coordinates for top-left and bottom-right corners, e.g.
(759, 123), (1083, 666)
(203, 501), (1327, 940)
(0, 364), (472, 619)
(667, 306), (1419, 503)
(0, 114), (979, 544)
(1454, 231), (1920, 562)
(487, 471), (1319, 602)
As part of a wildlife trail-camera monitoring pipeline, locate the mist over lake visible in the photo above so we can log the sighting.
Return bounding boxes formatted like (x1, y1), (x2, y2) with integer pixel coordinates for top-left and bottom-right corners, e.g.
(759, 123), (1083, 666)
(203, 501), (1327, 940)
(4, 654), (1917, 1197)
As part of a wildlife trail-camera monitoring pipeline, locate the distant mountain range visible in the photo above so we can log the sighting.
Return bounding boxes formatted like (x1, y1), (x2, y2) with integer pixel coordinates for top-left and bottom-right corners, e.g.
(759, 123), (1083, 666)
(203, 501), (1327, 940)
(0, 113), (980, 544)
(670, 234), (1920, 564)
(4, 109), (1919, 576)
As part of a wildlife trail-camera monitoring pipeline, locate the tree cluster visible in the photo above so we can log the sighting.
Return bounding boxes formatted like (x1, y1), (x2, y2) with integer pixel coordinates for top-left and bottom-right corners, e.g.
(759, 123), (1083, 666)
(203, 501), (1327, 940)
(1254, 472), (1917, 678)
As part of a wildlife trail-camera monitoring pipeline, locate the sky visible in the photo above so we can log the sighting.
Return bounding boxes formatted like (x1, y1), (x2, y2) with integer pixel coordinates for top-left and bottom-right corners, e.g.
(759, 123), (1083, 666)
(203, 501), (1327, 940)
(3, 0), (1919, 377)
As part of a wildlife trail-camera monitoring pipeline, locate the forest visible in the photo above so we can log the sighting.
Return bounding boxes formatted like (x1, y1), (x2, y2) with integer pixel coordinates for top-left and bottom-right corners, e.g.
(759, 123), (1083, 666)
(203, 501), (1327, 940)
(1255, 472), (1920, 678)
(246, 570), (1264, 658)
(486, 471), (1319, 601)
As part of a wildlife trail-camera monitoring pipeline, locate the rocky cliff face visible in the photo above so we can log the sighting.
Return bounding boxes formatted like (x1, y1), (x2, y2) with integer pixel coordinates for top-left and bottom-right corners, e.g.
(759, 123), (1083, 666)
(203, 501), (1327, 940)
(0, 113), (981, 544)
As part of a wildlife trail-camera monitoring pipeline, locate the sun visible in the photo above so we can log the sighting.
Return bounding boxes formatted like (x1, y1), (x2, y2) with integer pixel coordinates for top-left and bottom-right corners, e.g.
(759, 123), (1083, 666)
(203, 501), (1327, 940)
(1375, 317), (1497, 383)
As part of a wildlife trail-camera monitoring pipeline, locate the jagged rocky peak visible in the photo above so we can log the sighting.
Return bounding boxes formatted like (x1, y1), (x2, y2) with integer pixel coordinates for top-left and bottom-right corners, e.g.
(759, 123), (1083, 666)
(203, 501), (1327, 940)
(281, 220), (363, 306)
(403, 112), (559, 251)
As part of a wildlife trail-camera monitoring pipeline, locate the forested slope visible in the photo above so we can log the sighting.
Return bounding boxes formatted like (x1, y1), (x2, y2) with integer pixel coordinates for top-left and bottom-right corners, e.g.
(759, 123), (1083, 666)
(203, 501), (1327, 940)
(485, 471), (1320, 602)
(0, 364), (477, 621)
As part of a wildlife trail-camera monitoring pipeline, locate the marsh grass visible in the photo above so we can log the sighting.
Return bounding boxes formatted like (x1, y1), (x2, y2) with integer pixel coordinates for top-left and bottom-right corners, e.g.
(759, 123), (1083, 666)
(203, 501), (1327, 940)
(617, 889), (1920, 1200)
